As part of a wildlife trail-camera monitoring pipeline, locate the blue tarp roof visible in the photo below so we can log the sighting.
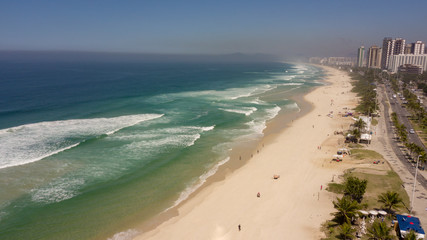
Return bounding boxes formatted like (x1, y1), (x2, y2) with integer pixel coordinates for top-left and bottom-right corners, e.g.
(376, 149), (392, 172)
(396, 214), (425, 234)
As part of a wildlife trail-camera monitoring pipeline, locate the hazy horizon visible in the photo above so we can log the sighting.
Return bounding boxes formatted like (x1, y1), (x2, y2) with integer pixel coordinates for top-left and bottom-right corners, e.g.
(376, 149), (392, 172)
(1, 0), (427, 59)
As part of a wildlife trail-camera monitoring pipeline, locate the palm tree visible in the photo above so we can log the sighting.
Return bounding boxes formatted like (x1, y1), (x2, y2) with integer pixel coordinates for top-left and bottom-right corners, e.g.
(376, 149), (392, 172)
(351, 128), (361, 140)
(378, 191), (403, 214)
(397, 124), (408, 143)
(354, 118), (366, 131)
(367, 220), (393, 240)
(405, 142), (417, 157)
(333, 196), (360, 225)
(337, 223), (356, 240)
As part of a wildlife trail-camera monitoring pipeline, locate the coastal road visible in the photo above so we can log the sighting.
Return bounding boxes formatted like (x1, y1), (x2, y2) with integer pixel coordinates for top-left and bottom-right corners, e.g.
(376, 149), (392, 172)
(384, 85), (426, 149)
(379, 83), (427, 189)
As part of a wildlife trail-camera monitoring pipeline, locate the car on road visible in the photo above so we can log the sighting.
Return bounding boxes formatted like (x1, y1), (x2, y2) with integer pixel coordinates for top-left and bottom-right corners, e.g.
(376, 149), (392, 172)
(409, 129), (415, 134)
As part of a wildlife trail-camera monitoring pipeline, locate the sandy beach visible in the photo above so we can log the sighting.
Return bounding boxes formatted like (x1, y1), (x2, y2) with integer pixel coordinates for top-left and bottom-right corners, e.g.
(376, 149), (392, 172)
(134, 66), (358, 239)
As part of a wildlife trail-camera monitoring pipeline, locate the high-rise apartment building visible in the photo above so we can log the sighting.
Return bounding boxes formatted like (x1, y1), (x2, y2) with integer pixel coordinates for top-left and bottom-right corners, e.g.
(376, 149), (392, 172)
(381, 37), (406, 69)
(413, 41), (425, 55)
(367, 46), (382, 69)
(393, 38), (405, 55)
(357, 46), (365, 67)
(381, 38), (393, 69)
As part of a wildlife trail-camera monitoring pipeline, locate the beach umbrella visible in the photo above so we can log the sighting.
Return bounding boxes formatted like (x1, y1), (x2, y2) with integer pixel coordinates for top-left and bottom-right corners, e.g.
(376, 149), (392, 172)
(359, 210), (369, 215)
(369, 210), (378, 216)
(378, 210), (387, 216)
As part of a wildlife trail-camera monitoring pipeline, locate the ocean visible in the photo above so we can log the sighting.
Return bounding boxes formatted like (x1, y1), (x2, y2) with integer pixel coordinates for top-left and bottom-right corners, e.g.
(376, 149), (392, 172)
(0, 60), (323, 239)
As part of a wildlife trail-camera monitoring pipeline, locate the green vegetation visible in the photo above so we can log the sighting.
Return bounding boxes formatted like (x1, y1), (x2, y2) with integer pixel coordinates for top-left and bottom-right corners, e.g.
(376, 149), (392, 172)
(323, 169), (410, 240)
(371, 118), (378, 126)
(327, 183), (346, 194)
(391, 108), (426, 166)
(350, 149), (383, 160)
(354, 118), (367, 130)
(347, 143), (364, 149)
(343, 176), (367, 203)
(391, 112), (408, 143)
(349, 69), (378, 115)
(337, 223), (356, 240)
(402, 89), (427, 130)
(348, 171), (409, 210)
(367, 220), (394, 240)
(404, 230), (418, 240)
(418, 81), (427, 95)
(377, 191), (403, 214)
(332, 196), (360, 225)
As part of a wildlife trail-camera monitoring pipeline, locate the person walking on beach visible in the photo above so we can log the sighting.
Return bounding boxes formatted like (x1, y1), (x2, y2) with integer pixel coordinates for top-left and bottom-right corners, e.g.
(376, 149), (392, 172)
(238, 224), (241, 231)
(257, 192), (260, 198)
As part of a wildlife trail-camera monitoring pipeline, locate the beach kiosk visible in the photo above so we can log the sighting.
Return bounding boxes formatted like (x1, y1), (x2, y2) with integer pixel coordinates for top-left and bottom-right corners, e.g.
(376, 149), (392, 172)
(359, 133), (372, 144)
(395, 214), (425, 239)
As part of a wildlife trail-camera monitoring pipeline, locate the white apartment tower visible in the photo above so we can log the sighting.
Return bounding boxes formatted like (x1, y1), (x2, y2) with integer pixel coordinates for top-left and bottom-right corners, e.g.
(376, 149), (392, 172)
(413, 41), (425, 55)
(357, 46), (365, 67)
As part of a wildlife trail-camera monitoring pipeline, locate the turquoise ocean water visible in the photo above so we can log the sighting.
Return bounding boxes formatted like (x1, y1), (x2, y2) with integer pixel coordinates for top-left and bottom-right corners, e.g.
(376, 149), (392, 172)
(0, 60), (323, 239)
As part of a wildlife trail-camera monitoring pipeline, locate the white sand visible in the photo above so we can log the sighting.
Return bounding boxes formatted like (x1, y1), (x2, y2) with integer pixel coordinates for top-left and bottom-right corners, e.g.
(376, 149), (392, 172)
(134, 66), (357, 240)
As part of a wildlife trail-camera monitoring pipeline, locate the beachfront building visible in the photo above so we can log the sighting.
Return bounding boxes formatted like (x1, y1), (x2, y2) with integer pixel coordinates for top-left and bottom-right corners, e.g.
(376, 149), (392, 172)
(381, 38), (394, 70)
(381, 37), (406, 70)
(388, 54), (427, 73)
(367, 45), (382, 69)
(398, 64), (423, 74)
(413, 41), (425, 55)
(357, 46), (365, 67)
(393, 38), (406, 55)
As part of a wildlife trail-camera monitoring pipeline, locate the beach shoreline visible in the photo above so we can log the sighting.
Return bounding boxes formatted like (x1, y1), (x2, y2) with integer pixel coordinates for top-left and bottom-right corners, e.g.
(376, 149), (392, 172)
(129, 65), (357, 240)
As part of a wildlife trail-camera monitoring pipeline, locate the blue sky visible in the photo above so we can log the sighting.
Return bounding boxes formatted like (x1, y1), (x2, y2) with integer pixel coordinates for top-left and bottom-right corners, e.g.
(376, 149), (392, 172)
(1, 0), (427, 58)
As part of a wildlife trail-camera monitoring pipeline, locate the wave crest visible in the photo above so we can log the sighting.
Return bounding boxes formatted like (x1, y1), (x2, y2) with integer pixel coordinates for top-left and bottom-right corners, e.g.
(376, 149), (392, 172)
(0, 114), (163, 169)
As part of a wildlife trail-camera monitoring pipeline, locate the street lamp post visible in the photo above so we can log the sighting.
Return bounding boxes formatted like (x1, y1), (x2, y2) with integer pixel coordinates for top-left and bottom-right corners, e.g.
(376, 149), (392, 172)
(410, 155), (421, 214)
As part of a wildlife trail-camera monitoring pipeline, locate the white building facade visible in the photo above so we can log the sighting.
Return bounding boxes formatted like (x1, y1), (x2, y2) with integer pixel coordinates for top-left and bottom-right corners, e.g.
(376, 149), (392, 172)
(388, 54), (427, 73)
(413, 41), (425, 55)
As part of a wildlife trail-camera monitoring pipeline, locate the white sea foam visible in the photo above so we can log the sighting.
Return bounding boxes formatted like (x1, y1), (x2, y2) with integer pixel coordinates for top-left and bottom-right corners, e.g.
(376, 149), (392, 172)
(281, 82), (304, 86)
(120, 125), (215, 155)
(107, 229), (139, 240)
(250, 97), (266, 105)
(0, 114), (163, 169)
(147, 84), (275, 103)
(239, 105), (281, 139)
(31, 178), (85, 203)
(245, 120), (266, 135)
(266, 105), (281, 119)
(283, 102), (301, 112)
(165, 157), (230, 212)
(219, 107), (257, 116)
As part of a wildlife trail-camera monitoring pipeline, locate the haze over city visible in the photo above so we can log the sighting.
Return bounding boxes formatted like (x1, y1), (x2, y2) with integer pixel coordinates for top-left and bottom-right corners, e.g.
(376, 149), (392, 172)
(2, 0), (427, 60)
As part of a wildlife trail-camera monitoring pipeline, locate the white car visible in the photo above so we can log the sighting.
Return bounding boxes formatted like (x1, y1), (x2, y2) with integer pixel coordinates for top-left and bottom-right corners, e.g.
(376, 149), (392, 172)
(409, 129), (415, 134)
